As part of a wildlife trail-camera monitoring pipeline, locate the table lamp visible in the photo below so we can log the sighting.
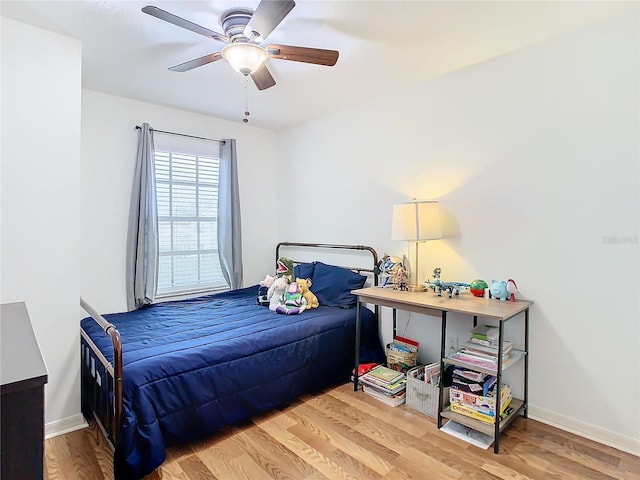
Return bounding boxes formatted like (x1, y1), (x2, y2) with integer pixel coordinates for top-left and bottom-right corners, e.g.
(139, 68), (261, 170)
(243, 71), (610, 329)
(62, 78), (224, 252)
(391, 200), (442, 292)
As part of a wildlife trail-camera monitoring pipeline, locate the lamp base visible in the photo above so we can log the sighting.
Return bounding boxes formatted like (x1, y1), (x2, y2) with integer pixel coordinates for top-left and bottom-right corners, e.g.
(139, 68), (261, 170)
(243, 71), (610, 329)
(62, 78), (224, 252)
(407, 284), (427, 293)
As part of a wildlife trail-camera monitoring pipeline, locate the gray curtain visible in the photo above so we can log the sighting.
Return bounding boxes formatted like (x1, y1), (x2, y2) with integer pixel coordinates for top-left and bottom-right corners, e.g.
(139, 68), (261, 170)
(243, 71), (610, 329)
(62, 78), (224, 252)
(218, 139), (243, 289)
(126, 123), (158, 310)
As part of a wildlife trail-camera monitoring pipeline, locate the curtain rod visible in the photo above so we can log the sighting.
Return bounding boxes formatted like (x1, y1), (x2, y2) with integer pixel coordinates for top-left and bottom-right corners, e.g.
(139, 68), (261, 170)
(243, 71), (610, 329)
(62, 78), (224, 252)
(135, 125), (225, 145)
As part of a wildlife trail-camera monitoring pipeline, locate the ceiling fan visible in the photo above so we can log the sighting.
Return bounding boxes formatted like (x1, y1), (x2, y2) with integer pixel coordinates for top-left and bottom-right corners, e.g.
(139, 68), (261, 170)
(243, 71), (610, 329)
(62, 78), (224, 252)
(142, 0), (339, 91)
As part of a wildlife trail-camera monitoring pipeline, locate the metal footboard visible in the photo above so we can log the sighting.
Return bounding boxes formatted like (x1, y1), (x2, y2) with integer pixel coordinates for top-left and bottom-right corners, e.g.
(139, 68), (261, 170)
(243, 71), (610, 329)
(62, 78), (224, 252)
(80, 298), (123, 449)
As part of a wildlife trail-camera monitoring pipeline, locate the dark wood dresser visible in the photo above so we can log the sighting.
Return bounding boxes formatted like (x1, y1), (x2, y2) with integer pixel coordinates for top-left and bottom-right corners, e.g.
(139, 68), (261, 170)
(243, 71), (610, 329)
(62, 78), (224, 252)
(1, 302), (48, 480)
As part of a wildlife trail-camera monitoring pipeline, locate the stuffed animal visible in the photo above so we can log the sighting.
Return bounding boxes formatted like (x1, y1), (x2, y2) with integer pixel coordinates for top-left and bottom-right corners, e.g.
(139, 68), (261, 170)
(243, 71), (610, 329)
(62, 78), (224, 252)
(260, 274), (275, 288)
(267, 277), (289, 311)
(276, 257), (294, 282)
(506, 279), (518, 302)
(296, 278), (319, 308)
(490, 280), (509, 301)
(257, 274), (276, 306)
(275, 281), (308, 315)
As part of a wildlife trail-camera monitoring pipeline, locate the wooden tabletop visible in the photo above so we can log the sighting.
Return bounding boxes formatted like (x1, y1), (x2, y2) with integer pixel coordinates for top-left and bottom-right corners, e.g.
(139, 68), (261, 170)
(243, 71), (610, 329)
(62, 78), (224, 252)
(352, 287), (533, 320)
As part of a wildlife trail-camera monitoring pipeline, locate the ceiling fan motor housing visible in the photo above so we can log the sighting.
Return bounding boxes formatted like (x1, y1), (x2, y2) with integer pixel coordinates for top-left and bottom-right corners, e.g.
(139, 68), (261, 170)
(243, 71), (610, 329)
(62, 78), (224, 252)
(220, 8), (255, 43)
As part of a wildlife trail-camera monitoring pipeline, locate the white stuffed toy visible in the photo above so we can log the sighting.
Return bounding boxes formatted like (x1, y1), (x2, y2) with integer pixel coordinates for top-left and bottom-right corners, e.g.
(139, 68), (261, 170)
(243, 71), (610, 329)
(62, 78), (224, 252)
(256, 274), (276, 306)
(267, 277), (289, 311)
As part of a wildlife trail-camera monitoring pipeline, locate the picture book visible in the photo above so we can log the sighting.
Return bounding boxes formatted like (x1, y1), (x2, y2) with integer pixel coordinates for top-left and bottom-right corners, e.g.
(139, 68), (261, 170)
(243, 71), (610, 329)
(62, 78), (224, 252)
(423, 362), (441, 385)
(364, 364), (404, 384)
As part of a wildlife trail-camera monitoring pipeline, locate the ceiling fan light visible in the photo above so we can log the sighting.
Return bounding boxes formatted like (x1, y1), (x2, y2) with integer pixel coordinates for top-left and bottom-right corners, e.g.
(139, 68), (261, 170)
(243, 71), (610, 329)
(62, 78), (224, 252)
(221, 43), (268, 76)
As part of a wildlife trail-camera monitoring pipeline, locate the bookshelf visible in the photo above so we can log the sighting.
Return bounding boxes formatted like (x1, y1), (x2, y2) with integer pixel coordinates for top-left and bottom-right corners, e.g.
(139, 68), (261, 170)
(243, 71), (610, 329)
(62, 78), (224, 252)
(352, 287), (532, 454)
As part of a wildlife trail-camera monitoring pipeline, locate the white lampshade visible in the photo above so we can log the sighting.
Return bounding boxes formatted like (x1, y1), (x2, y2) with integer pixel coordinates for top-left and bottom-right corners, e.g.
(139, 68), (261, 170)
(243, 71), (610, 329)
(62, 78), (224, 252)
(392, 201), (442, 242)
(221, 43), (268, 76)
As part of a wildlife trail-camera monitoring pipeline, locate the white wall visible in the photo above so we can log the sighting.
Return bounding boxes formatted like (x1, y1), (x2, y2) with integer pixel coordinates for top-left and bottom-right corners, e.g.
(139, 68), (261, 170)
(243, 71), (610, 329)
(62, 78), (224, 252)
(1, 18), (82, 427)
(81, 91), (279, 314)
(277, 12), (639, 454)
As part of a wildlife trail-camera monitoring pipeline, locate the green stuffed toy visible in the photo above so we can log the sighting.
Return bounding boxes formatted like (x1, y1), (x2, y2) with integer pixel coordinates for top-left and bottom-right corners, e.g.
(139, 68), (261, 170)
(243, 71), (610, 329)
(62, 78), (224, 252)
(276, 257), (294, 282)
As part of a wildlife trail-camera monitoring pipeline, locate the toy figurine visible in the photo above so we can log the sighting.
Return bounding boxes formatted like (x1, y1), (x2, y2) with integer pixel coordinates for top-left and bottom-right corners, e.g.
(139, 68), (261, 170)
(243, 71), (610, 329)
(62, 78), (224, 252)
(375, 254), (408, 289)
(426, 267), (469, 298)
(506, 278), (518, 302)
(275, 281), (308, 315)
(490, 280), (509, 301)
(392, 264), (408, 291)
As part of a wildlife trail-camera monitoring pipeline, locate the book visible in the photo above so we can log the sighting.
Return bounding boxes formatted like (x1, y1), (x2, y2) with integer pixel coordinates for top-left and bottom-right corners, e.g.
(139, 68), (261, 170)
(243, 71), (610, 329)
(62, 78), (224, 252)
(360, 375), (407, 395)
(448, 352), (500, 370)
(423, 362), (441, 385)
(362, 384), (406, 407)
(460, 344), (512, 361)
(462, 340), (513, 355)
(470, 325), (499, 341)
(469, 337), (496, 347)
(452, 367), (487, 382)
(448, 350), (525, 372)
(441, 420), (493, 449)
(363, 364), (404, 384)
(391, 336), (419, 352)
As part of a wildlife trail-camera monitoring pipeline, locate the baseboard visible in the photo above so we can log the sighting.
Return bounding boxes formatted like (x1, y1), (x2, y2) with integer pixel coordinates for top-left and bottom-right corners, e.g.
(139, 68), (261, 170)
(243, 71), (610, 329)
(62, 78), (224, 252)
(45, 414), (88, 439)
(528, 404), (640, 456)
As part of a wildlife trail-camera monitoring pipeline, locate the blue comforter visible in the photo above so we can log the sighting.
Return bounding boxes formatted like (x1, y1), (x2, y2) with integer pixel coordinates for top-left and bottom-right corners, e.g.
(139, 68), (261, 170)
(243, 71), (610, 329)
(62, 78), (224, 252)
(80, 286), (383, 479)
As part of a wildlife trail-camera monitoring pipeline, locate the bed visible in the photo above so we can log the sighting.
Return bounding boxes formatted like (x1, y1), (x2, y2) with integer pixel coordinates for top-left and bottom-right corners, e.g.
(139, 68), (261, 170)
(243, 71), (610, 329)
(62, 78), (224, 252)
(80, 242), (384, 479)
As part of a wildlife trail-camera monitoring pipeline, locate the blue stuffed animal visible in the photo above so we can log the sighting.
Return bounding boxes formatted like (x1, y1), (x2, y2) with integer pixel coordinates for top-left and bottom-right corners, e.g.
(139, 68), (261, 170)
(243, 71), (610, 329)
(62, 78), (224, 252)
(490, 280), (509, 301)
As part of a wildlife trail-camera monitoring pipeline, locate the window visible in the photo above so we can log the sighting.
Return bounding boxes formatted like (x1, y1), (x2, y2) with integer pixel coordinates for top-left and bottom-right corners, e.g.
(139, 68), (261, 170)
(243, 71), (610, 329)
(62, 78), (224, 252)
(154, 149), (228, 296)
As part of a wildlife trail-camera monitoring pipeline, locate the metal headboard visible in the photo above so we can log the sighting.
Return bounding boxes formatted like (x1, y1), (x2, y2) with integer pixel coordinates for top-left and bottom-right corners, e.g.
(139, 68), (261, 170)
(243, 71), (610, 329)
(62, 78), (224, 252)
(275, 242), (379, 287)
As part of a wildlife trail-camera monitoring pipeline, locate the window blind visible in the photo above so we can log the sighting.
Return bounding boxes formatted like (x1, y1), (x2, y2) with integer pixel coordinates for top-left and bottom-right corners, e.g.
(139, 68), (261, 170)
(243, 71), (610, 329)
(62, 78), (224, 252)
(155, 150), (228, 295)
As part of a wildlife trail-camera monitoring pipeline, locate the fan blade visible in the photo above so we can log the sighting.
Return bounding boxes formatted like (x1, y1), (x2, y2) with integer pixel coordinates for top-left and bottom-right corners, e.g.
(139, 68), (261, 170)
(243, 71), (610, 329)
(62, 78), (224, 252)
(251, 65), (276, 91)
(169, 52), (223, 72)
(267, 44), (339, 66)
(243, 0), (295, 41)
(142, 6), (228, 43)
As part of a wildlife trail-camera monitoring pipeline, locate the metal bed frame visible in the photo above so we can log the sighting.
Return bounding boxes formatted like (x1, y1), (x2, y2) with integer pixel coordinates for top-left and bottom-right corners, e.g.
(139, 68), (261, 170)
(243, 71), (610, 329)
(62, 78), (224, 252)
(80, 242), (378, 450)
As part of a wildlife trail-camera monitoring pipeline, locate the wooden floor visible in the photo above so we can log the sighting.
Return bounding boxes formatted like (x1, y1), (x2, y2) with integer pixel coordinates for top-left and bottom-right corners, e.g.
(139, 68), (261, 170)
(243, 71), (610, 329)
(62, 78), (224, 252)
(45, 383), (639, 480)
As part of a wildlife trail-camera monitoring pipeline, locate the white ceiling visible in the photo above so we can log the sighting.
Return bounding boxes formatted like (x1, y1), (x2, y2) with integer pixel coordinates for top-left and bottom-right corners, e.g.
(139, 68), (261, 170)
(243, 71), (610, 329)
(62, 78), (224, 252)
(1, 1), (636, 130)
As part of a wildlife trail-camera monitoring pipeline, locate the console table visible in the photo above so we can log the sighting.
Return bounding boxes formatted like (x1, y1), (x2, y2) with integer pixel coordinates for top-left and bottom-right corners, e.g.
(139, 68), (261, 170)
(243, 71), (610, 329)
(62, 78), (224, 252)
(352, 287), (532, 453)
(1, 302), (48, 480)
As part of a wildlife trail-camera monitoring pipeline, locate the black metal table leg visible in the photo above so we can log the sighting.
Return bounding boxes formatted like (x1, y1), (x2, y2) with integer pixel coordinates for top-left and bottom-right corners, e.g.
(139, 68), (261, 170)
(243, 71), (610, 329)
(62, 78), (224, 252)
(524, 307), (529, 418)
(438, 311), (447, 429)
(354, 298), (361, 391)
(493, 319), (505, 454)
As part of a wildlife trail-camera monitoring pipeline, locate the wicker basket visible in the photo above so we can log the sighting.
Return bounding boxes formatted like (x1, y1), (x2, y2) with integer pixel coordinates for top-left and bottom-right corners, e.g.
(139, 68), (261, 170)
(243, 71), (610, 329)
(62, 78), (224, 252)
(386, 344), (419, 373)
(406, 365), (449, 418)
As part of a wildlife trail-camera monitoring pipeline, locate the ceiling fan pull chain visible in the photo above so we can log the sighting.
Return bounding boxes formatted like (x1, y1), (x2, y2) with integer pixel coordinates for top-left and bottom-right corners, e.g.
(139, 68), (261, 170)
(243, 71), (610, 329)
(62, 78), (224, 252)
(243, 78), (250, 123)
